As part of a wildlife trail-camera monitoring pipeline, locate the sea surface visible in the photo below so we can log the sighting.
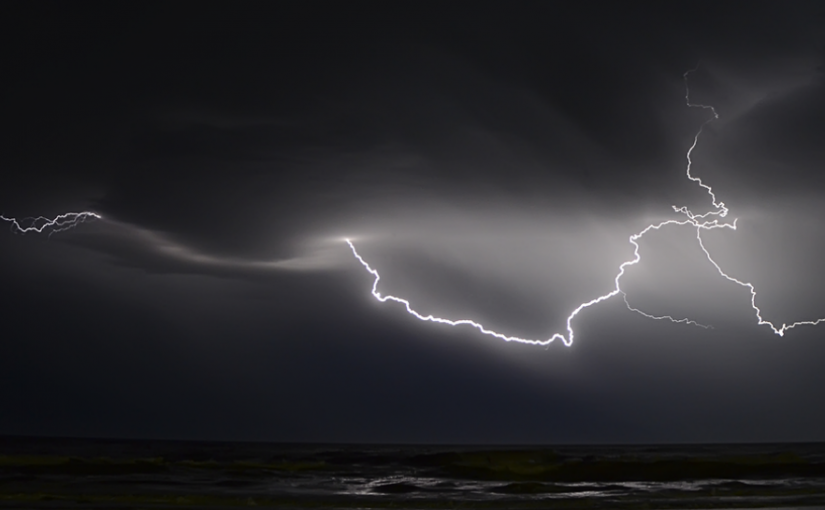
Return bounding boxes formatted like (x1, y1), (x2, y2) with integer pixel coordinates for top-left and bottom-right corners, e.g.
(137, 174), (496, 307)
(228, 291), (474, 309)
(2, 436), (825, 509)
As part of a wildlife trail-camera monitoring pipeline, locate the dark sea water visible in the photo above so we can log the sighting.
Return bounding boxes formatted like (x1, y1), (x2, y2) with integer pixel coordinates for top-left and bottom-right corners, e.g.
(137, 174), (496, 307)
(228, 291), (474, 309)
(2, 437), (825, 509)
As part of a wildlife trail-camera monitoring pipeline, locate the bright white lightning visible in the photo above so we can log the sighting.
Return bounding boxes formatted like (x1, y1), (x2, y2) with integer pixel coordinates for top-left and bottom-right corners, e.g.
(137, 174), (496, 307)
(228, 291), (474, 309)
(1, 211), (102, 235)
(346, 215), (720, 347)
(695, 228), (825, 336)
(346, 66), (825, 344)
(677, 66), (825, 337)
(4, 69), (823, 342)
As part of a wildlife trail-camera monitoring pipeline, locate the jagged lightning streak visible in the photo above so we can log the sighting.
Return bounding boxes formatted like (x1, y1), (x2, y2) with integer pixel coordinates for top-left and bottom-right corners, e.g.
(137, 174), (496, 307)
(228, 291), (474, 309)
(347, 65), (825, 345)
(4, 69), (823, 342)
(695, 228), (825, 336)
(346, 213), (719, 346)
(1, 211), (101, 235)
(1, 212), (102, 235)
(677, 66), (825, 337)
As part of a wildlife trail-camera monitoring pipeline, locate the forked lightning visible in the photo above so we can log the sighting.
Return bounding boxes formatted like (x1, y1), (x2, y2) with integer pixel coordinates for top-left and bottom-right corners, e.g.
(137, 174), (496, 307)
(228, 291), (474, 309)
(1, 211), (102, 236)
(346, 67), (825, 344)
(5, 69), (824, 344)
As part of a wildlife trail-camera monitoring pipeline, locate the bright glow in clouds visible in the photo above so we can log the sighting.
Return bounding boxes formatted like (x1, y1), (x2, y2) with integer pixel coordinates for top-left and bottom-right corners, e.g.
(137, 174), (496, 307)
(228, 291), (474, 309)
(346, 67), (825, 345)
(5, 69), (825, 345)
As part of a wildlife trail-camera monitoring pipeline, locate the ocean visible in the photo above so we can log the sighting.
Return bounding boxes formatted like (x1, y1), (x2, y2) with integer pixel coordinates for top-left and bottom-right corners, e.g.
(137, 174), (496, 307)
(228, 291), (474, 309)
(1, 436), (825, 508)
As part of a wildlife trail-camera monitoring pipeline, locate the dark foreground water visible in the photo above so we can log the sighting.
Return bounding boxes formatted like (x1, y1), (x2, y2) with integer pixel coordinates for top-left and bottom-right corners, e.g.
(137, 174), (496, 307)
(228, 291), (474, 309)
(2, 437), (825, 509)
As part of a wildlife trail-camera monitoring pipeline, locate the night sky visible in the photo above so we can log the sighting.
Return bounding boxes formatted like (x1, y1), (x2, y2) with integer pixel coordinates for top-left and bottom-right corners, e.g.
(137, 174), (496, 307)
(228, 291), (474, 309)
(2, 2), (825, 444)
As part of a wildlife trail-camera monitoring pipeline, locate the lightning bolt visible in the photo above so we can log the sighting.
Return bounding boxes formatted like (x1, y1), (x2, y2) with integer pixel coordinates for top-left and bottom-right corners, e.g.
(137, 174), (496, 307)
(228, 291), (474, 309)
(677, 66), (825, 337)
(694, 208), (825, 336)
(4, 68), (823, 343)
(1, 211), (102, 236)
(345, 215), (719, 347)
(346, 65), (825, 345)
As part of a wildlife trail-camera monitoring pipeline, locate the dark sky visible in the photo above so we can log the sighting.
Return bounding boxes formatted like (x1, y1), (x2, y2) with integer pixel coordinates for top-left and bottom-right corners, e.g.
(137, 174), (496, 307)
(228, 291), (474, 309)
(2, 1), (825, 444)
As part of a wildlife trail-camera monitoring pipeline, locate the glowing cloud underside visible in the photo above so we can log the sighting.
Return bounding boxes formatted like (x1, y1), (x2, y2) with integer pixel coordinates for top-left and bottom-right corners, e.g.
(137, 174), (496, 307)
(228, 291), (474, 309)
(346, 67), (825, 344)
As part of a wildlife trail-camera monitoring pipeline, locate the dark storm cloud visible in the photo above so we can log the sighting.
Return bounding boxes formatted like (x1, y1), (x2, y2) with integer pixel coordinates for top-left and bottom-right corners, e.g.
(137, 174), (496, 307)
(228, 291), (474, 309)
(705, 77), (825, 199)
(80, 1), (824, 247)
(2, 1), (825, 443)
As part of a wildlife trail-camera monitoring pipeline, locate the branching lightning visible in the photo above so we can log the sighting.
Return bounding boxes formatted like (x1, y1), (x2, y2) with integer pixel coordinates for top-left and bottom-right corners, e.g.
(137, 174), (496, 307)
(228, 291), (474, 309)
(5, 68), (824, 344)
(346, 66), (825, 344)
(1, 211), (102, 236)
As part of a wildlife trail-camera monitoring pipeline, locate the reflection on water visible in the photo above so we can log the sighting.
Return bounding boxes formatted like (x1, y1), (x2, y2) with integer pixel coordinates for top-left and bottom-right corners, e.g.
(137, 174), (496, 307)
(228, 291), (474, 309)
(1, 436), (825, 508)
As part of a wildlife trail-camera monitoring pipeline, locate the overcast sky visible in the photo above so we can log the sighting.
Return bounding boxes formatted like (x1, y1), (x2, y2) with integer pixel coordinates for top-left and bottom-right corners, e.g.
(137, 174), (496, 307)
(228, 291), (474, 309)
(2, 2), (825, 444)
